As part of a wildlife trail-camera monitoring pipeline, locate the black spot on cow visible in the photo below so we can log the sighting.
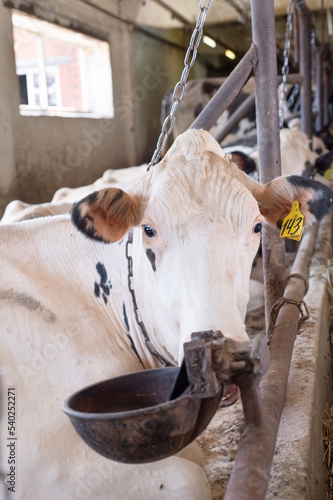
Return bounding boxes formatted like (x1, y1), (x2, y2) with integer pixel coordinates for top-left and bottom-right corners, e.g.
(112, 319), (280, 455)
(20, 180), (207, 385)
(94, 262), (112, 304)
(127, 333), (144, 367)
(287, 175), (330, 192)
(111, 189), (125, 203)
(315, 150), (333, 176)
(146, 248), (156, 272)
(123, 302), (130, 332)
(194, 102), (204, 118)
(94, 282), (100, 298)
(308, 195), (333, 221)
(301, 161), (316, 179)
(122, 303), (144, 367)
(316, 125), (333, 150)
(201, 81), (220, 96)
(287, 176), (333, 220)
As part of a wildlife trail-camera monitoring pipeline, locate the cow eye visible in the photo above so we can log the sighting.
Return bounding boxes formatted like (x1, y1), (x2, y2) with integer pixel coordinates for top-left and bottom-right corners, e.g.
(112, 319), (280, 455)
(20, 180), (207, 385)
(143, 225), (157, 238)
(253, 222), (262, 234)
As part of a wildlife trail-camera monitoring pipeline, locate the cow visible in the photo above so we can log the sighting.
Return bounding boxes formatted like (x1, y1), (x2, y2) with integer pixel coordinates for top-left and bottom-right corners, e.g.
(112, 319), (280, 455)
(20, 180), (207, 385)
(1, 129), (332, 499)
(1, 165), (148, 224)
(224, 126), (332, 182)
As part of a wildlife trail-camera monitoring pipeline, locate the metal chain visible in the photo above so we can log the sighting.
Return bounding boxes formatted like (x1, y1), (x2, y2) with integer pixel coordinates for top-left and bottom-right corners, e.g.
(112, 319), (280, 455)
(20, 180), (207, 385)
(279, 0), (294, 128)
(311, 28), (319, 114)
(147, 0), (213, 170)
(126, 231), (173, 367)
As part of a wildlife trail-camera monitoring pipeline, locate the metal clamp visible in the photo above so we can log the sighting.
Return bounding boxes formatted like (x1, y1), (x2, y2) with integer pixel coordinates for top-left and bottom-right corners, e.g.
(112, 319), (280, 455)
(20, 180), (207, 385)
(270, 295), (309, 328)
(179, 331), (269, 428)
(183, 331), (269, 398)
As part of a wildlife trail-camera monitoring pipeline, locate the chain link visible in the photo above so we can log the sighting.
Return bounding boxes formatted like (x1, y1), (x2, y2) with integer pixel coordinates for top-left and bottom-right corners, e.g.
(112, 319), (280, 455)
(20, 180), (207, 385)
(279, 0), (294, 128)
(126, 231), (173, 367)
(147, 0), (213, 170)
(287, 82), (300, 111)
(129, 0), (213, 360)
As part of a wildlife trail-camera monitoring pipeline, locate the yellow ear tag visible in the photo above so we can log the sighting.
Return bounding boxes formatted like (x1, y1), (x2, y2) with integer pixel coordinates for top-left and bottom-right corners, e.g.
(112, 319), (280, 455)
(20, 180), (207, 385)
(324, 163), (333, 181)
(280, 201), (304, 242)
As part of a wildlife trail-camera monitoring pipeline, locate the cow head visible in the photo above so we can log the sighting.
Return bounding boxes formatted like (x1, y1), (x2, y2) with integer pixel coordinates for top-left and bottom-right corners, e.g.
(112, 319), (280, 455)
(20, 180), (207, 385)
(72, 130), (333, 365)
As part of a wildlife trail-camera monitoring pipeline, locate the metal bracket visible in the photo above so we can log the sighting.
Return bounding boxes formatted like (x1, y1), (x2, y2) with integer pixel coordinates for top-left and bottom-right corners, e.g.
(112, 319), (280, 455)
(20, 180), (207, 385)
(270, 295), (309, 328)
(183, 331), (269, 398)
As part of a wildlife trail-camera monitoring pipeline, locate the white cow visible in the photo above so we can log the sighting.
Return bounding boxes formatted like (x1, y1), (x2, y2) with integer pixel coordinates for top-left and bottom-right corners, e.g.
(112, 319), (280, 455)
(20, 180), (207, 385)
(224, 127), (331, 180)
(1, 165), (147, 224)
(1, 129), (332, 500)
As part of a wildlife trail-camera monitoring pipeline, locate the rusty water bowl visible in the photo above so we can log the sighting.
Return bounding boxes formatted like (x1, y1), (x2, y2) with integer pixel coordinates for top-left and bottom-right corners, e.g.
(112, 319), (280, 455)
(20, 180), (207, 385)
(63, 367), (223, 464)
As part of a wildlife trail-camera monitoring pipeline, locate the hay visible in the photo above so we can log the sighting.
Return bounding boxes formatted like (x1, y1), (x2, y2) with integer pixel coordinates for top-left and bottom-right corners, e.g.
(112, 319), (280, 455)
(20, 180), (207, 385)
(324, 406), (333, 500)
(323, 260), (333, 499)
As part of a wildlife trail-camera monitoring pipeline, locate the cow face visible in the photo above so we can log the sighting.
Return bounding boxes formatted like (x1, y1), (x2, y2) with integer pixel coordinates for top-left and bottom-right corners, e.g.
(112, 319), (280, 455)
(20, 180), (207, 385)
(72, 130), (333, 364)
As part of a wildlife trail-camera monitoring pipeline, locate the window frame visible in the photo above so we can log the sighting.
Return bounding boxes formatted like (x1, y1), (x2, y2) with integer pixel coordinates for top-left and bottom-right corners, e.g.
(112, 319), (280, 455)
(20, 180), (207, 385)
(12, 11), (114, 119)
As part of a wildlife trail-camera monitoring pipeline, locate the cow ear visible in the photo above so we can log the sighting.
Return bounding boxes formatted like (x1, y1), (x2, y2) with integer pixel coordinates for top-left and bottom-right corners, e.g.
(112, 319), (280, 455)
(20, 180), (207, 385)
(314, 150), (333, 176)
(71, 188), (143, 243)
(256, 175), (333, 227)
(229, 151), (257, 175)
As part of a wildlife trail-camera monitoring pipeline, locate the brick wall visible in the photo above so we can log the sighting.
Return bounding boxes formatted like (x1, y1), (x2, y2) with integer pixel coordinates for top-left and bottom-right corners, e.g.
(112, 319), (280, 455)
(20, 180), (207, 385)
(13, 28), (83, 109)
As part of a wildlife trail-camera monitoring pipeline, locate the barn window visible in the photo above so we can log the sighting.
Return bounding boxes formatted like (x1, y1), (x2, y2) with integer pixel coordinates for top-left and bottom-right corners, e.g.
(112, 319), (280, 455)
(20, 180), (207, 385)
(12, 11), (113, 118)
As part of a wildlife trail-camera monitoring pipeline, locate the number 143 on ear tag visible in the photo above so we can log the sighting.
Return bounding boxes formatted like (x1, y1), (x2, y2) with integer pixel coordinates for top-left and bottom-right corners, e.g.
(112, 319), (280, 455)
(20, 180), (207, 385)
(280, 201), (304, 242)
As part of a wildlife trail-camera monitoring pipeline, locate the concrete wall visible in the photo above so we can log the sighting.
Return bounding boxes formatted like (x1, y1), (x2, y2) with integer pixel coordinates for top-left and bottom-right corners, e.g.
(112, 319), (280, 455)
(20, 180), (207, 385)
(0, 0), (205, 215)
(130, 26), (207, 163)
(0, 0), (135, 213)
(0, 4), (20, 212)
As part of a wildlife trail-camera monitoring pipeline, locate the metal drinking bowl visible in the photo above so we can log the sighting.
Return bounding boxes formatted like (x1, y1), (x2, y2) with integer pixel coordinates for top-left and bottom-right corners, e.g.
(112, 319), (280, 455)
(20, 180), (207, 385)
(63, 367), (223, 464)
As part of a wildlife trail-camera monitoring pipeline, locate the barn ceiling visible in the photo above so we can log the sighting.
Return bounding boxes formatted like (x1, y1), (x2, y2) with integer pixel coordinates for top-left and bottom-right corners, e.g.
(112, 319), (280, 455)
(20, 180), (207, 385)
(120, 0), (330, 28)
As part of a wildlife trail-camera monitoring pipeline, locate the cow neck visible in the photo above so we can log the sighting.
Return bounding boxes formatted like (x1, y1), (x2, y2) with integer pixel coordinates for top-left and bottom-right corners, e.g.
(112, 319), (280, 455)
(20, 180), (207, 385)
(125, 230), (173, 368)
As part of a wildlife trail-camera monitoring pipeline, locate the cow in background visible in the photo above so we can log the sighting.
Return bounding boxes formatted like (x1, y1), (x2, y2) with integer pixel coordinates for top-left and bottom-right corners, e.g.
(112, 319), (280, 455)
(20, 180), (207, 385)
(161, 77), (257, 148)
(1, 130), (332, 499)
(224, 125), (333, 182)
(1, 165), (148, 224)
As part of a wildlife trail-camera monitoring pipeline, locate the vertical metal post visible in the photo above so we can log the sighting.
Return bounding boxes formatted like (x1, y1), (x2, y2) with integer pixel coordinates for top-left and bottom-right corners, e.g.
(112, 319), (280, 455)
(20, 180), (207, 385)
(315, 47), (323, 131)
(294, 7), (300, 65)
(322, 52), (331, 126)
(251, 0), (286, 330)
(294, 0), (313, 140)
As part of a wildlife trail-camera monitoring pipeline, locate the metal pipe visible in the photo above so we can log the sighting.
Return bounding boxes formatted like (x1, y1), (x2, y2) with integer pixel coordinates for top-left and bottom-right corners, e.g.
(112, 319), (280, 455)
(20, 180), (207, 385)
(292, 0), (311, 16)
(294, 7), (300, 65)
(277, 73), (304, 85)
(190, 44), (257, 132)
(323, 68), (329, 126)
(315, 47), (323, 131)
(251, 0), (286, 329)
(224, 223), (319, 500)
(322, 51), (331, 127)
(214, 75), (305, 145)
